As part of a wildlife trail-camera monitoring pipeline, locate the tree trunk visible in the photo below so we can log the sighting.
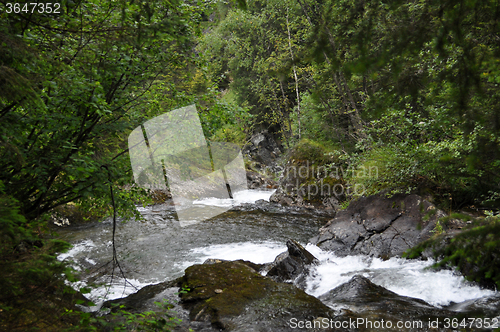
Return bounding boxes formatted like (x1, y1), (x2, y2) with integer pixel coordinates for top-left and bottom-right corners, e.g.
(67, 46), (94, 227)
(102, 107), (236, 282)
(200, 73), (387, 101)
(286, 6), (301, 139)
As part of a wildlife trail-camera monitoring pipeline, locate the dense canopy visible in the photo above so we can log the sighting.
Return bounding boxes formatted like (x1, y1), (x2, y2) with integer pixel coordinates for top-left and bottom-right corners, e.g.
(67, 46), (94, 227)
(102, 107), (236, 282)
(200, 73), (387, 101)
(0, 0), (499, 330)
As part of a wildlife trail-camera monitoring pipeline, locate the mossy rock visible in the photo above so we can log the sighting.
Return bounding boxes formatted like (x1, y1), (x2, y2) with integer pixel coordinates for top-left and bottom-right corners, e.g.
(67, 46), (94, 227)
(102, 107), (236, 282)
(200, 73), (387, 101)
(150, 189), (172, 204)
(274, 140), (345, 206)
(406, 217), (500, 290)
(289, 139), (334, 165)
(52, 203), (104, 224)
(179, 260), (345, 331)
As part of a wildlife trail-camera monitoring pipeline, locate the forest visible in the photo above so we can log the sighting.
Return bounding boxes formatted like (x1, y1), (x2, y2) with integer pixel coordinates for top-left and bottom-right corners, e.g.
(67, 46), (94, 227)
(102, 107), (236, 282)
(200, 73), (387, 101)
(1, 0), (499, 330)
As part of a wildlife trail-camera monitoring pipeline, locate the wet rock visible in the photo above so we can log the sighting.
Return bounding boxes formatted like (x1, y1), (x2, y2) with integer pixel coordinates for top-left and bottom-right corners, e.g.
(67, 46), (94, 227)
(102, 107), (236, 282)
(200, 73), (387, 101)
(246, 170), (277, 189)
(269, 140), (345, 211)
(150, 188), (173, 203)
(103, 278), (182, 312)
(323, 196), (341, 211)
(264, 239), (319, 289)
(203, 258), (228, 265)
(101, 278), (215, 332)
(446, 293), (500, 318)
(243, 130), (282, 166)
(310, 194), (445, 258)
(179, 260), (353, 331)
(270, 188), (295, 206)
(319, 275), (454, 331)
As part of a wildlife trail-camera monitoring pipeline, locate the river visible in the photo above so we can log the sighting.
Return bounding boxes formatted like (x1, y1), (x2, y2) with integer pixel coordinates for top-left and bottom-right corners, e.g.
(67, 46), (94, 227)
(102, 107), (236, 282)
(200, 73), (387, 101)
(56, 189), (495, 313)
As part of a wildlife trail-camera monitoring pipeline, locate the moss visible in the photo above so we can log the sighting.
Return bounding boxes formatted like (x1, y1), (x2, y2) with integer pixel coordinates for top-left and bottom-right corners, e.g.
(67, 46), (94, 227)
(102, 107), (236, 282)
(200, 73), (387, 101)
(422, 207), (437, 222)
(438, 212), (473, 226)
(180, 261), (335, 328)
(180, 261), (272, 318)
(405, 216), (500, 289)
(279, 139), (347, 204)
(289, 139), (333, 165)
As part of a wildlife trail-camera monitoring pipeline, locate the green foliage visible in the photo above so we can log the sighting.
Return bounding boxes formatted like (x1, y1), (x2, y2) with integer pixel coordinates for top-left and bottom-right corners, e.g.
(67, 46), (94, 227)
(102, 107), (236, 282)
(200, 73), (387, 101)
(309, 0), (500, 207)
(0, 0), (203, 221)
(289, 139), (331, 164)
(142, 68), (253, 146)
(67, 300), (182, 331)
(431, 221), (445, 236)
(0, 181), (28, 243)
(199, 0), (312, 141)
(346, 109), (499, 207)
(290, 92), (339, 145)
(202, 0), (500, 210)
(0, 2), (207, 329)
(405, 214), (500, 290)
(210, 125), (247, 147)
(339, 200), (350, 210)
(0, 180), (86, 330)
(201, 0), (500, 209)
(0, 0), (499, 326)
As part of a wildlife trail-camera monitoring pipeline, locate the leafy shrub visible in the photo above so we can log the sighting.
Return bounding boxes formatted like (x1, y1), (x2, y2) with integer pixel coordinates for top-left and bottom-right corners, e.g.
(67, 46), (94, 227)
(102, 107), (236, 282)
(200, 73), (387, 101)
(289, 139), (332, 164)
(68, 300), (182, 331)
(0, 181), (85, 331)
(405, 214), (500, 290)
(210, 125), (247, 146)
(348, 120), (499, 209)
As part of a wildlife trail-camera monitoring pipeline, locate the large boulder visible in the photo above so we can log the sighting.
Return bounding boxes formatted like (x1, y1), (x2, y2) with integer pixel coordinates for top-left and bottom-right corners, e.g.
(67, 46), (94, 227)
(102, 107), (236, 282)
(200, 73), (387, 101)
(263, 239), (319, 289)
(310, 194), (445, 258)
(179, 260), (355, 331)
(243, 131), (282, 166)
(446, 293), (500, 318)
(270, 139), (344, 211)
(103, 278), (182, 313)
(319, 275), (454, 332)
(102, 278), (214, 332)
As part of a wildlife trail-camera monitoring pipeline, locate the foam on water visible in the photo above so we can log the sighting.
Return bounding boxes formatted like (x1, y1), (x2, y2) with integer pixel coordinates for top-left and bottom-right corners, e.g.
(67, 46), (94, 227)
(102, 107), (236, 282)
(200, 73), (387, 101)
(69, 277), (157, 312)
(56, 190), (496, 310)
(179, 242), (495, 308)
(58, 240), (157, 306)
(86, 277), (156, 302)
(176, 241), (286, 271)
(59, 239), (495, 309)
(193, 189), (275, 208)
(304, 244), (495, 307)
(57, 239), (97, 271)
(57, 239), (96, 261)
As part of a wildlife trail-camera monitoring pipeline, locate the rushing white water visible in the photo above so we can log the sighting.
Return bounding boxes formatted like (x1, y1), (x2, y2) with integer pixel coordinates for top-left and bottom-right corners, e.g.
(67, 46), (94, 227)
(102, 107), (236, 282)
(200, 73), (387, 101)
(57, 239), (97, 271)
(174, 241), (495, 308)
(57, 189), (280, 303)
(73, 277), (155, 304)
(175, 241), (287, 272)
(57, 189), (496, 310)
(60, 238), (495, 307)
(303, 244), (495, 307)
(193, 189), (275, 208)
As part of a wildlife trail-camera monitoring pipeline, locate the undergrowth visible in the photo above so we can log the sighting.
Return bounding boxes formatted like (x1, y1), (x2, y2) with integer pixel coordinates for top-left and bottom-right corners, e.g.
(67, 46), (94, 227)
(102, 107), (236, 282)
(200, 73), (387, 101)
(404, 212), (500, 290)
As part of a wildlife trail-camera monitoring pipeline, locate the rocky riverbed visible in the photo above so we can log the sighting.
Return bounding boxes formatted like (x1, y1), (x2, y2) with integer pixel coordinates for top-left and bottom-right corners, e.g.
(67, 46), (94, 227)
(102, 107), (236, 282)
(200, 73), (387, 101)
(55, 188), (500, 331)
